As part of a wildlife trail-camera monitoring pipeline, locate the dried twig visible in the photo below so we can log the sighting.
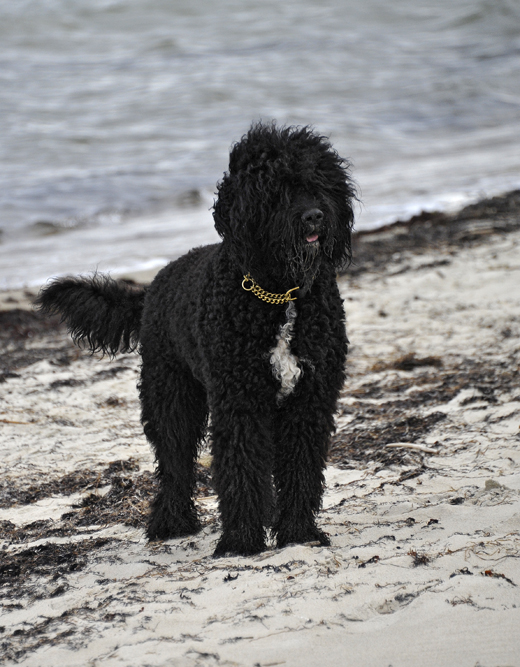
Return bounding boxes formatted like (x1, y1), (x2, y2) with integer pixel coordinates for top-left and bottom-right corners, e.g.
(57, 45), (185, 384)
(386, 442), (438, 454)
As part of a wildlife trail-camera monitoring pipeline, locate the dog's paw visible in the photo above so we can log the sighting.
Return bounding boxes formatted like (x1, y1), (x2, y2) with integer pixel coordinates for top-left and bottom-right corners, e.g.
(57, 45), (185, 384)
(312, 529), (331, 547)
(276, 526), (330, 550)
(213, 532), (266, 558)
(146, 516), (201, 542)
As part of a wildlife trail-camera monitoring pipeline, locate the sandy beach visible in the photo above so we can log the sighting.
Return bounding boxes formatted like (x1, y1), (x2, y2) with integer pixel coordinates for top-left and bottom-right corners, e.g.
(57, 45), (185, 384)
(1, 191), (520, 666)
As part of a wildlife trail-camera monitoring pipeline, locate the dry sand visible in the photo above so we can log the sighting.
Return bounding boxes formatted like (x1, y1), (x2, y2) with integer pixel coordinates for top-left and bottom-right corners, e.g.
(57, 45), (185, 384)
(1, 194), (520, 666)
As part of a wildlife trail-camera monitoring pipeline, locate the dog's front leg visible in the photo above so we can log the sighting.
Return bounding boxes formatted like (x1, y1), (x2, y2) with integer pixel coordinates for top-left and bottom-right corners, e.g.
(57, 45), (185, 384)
(272, 385), (336, 549)
(210, 395), (274, 557)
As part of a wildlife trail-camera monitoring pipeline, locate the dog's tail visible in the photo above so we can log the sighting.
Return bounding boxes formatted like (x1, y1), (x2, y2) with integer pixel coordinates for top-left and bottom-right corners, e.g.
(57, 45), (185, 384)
(35, 274), (146, 355)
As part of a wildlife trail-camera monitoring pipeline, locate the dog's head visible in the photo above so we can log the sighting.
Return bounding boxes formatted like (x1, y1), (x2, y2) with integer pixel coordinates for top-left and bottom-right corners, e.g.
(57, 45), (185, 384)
(213, 122), (356, 296)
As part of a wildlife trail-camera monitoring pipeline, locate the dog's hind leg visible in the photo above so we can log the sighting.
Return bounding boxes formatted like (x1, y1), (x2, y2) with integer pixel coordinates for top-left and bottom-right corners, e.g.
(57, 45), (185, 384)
(140, 357), (208, 541)
(272, 388), (335, 549)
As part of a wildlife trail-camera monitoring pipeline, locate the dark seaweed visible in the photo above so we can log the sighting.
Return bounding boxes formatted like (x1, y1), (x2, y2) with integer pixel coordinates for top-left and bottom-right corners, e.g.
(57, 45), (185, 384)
(347, 189), (520, 277)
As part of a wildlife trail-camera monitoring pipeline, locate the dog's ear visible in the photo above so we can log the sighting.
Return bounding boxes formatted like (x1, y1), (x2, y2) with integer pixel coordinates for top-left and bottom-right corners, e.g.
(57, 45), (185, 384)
(327, 179), (356, 270)
(213, 173), (233, 242)
(213, 122), (287, 253)
(213, 171), (255, 243)
(213, 169), (265, 271)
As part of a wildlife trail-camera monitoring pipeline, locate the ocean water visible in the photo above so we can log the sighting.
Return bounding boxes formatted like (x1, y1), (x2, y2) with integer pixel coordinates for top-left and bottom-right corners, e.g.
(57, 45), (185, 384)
(1, 0), (520, 288)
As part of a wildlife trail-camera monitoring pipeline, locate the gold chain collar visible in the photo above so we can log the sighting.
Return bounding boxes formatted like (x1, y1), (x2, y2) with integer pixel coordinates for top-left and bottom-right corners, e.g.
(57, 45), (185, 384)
(241, 273), (299, 305)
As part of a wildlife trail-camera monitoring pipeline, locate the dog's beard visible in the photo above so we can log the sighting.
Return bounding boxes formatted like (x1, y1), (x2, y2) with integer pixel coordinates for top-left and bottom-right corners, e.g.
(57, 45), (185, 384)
(287, 240), (322, 297)
(250, 207), (339, 296)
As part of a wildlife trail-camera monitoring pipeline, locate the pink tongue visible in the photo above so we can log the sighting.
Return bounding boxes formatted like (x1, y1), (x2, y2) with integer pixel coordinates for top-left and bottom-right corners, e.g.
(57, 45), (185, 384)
(306, 234), (319, 243)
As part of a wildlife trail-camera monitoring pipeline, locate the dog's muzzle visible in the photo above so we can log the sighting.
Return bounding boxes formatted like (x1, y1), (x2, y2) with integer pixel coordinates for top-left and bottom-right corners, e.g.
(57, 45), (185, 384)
(302, 208), (323, 244)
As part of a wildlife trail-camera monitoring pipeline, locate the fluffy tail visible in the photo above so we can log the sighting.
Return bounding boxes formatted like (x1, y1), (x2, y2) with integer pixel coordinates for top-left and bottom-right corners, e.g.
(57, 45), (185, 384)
(35, 274), (146, 355)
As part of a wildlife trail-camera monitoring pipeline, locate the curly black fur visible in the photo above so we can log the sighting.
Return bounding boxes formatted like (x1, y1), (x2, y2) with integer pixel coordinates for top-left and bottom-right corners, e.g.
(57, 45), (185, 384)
(37, 122), (356, 557)
(36, 274), (145, 355)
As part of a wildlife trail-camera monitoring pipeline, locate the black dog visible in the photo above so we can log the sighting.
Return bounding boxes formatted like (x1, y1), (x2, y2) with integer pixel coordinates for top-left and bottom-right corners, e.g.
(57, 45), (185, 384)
(37, 122), (356, 557)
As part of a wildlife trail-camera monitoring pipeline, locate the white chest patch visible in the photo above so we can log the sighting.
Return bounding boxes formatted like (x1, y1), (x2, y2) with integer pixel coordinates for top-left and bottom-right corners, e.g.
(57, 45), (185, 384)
(269, 301), (302, 400)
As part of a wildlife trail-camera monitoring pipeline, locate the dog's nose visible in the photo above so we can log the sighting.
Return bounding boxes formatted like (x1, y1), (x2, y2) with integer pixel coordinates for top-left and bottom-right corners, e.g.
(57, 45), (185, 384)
(302, 208), (324, 225)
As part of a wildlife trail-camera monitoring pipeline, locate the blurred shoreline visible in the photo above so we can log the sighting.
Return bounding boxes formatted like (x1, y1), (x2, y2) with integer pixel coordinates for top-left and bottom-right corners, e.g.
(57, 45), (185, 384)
(1, 187), (519, 313)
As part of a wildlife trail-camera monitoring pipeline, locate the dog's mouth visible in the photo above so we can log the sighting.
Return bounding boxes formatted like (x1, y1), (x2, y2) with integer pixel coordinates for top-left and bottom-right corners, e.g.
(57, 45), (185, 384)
(306, 233), (320, 244)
